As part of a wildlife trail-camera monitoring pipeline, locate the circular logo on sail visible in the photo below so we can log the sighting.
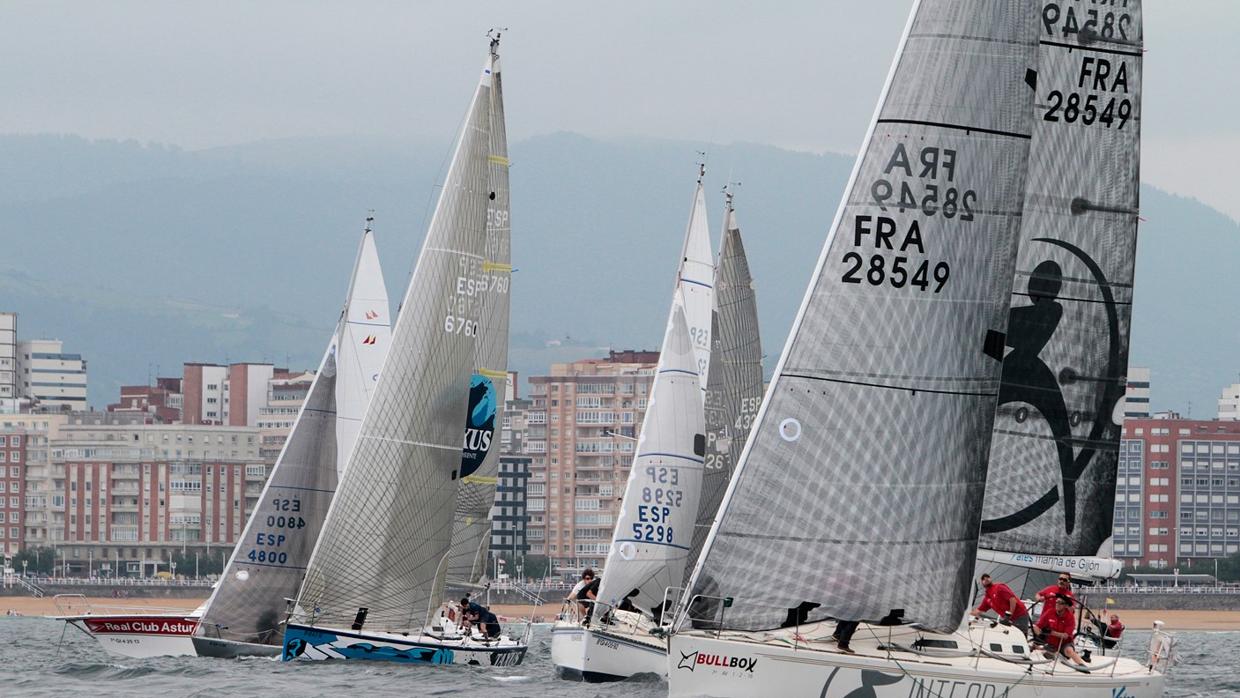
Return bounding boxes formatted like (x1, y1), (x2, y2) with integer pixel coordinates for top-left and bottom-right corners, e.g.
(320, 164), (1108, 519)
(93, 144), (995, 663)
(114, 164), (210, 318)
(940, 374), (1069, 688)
(461, 373), (497, 478)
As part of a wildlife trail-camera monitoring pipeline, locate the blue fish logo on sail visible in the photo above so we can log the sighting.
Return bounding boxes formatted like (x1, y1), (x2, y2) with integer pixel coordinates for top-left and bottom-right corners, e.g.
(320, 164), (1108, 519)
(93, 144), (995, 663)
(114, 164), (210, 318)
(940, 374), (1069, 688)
(461, 373), (497, 477)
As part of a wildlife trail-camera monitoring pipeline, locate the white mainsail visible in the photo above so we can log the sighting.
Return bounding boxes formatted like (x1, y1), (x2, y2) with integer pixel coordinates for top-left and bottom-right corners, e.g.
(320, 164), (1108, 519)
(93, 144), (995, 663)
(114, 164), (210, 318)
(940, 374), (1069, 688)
(197, 223), (391, 647)
(979, 1), (1144, 560)
(597, 304), (705, 615)
(684, 197), (763, 579)
(291, 49), (495, 632)
(446, 49), (513, 585)
(680, 0), (1041, 633)
(334, 223), (393, 477)
(678, 169), (715, 393)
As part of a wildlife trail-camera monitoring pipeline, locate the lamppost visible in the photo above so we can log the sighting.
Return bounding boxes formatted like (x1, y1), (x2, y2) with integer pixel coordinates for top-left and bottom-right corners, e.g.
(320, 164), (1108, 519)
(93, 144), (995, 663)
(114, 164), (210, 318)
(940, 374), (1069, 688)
(22, 560), (28, 579)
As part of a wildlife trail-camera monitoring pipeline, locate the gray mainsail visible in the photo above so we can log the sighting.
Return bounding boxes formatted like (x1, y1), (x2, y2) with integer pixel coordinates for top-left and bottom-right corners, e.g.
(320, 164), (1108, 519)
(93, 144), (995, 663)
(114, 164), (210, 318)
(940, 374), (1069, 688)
(980, 1), (1143, 556)
(681, 0), (1041, 633)
(684, 199), (763, 580)
(198, 348), (339, 646)
(292, 48), (495, 631)
(446, 40), (511, 585)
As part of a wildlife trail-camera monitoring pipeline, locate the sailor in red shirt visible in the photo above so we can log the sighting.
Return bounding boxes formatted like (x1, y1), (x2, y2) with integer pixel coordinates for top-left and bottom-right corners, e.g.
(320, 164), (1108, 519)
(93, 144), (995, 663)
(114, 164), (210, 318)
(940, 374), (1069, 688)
(1034, 595), (1085, 665)
(1034, 573), (1075, 625)
(969, 574), (1030, 636)
(1107, 614), (1125, 639)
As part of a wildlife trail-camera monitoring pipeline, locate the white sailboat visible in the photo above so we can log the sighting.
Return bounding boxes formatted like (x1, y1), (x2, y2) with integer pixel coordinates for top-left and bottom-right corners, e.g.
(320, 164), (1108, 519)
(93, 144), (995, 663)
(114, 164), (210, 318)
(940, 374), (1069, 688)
(552, 173), (752, 682)
(669, 1), (1169, 696)
(551, 304), (703, 681)
(57, 221), (391, 659)
(282, 33), (529, 667)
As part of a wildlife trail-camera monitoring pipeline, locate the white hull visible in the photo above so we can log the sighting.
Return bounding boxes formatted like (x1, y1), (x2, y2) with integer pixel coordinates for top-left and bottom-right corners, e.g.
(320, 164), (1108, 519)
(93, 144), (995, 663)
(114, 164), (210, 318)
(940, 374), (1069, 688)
(668, 622), (1165, 698)
(61, 614), (201, 659)
(282, 623), (528, 667)
(550, 620), (667, 682)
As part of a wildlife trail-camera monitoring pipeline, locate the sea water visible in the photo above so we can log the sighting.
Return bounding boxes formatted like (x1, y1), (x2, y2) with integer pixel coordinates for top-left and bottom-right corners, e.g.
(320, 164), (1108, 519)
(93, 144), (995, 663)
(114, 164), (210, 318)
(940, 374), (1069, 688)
(0, 618), (1234, 697)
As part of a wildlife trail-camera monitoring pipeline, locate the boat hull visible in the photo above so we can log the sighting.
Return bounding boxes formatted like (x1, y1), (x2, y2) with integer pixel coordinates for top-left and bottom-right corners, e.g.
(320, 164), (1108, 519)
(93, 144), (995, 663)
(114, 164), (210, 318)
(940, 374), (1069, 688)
(282, 623), (527, 666)
(667, 632), (1166, 698)
(62, 615), (200, 658)
(550, 621), (666, 682)
(191, 636), (282, 658)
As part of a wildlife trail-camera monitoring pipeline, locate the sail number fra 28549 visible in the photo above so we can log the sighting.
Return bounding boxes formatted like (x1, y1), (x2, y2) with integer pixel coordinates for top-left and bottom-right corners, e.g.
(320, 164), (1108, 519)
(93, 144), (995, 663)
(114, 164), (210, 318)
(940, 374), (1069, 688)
(843, 143), (968, 293)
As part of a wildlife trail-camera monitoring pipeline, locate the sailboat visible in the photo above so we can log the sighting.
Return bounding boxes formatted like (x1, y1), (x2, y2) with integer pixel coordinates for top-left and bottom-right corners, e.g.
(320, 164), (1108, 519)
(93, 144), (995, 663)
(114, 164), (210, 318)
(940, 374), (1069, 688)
(668, 1), (1169, 696)
(57, 221), (391, 659)
(551, 171), (745, 682)
(281, 33), (529, 666)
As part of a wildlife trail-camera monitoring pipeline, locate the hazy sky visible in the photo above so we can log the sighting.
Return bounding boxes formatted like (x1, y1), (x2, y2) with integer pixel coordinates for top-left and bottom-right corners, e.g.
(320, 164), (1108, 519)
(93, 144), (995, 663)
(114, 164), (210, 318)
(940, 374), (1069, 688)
(3, 1), (1237, 219)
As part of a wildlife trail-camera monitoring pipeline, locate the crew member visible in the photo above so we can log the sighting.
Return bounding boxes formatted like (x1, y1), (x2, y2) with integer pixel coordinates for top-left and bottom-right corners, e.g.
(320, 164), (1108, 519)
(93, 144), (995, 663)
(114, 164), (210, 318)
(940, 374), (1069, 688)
(575, 572), (602, 625)
(460, 597), (502, 639)
(1033, 595), (1085, 666)
(566, 569), (595, 602)
(1107, 613), (1124, 639)
(617, 588), (641, 614)
(970, 573), (1030, 637)
(1034, 573), (1075, 627)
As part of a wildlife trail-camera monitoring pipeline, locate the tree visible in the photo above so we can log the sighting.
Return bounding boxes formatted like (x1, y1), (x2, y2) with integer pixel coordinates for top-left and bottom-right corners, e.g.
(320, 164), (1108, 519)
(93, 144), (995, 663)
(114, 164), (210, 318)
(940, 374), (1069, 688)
(172, 549), (227, 578)
(522, 555), (551, 580)
(11, 546), (55, 575)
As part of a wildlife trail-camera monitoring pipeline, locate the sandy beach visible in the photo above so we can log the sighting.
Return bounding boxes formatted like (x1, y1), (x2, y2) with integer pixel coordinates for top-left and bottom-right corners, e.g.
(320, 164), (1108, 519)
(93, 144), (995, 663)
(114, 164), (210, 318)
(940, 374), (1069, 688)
(3, 597), (1237, 631)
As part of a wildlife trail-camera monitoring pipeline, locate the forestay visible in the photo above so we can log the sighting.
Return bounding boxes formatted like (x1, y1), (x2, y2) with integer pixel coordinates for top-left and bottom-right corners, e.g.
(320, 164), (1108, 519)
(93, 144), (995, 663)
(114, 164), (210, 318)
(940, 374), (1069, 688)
(334, 225), (392, 477)
(684, 202), (763, 580)
(598, 305), (705, 615)
(682, 0), (1041, 633)
(446, 39), (512, 585)
(293, 53), (494, 631)
(979, 1), (1143, 558)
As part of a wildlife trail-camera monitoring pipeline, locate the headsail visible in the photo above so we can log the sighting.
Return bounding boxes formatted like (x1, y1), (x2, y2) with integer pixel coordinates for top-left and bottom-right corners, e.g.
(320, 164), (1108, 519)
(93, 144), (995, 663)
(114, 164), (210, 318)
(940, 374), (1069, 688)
(980, 1), (1143, 556)
(198, 224), (391, 646)
(334, 222), (392, 477)
(678, 169), (715, 393)
(684, 198), (763, 580)
(681, 0), (1041, 633)
(446, 34), (512, 585)
(293, 48), (494, 631)
(597, 305), (705, 615)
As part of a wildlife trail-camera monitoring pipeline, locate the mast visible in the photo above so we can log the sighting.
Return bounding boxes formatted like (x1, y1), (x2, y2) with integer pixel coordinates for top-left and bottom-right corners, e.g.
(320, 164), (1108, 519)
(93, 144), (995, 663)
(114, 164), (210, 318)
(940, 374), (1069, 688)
(680, 0), (1043, 633)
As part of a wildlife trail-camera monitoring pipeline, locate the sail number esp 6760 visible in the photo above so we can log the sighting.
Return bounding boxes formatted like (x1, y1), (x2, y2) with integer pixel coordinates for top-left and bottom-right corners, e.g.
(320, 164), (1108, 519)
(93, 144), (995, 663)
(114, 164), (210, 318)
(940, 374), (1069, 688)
(843, 143), (967, 292)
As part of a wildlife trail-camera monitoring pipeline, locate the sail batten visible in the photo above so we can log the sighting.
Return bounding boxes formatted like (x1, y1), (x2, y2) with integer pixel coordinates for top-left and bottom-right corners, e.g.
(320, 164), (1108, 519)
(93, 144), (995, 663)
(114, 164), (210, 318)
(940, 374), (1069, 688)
(681, 0), (1042, 633)
(979, 1), (1143, 557)
(293, 50), (496, 631)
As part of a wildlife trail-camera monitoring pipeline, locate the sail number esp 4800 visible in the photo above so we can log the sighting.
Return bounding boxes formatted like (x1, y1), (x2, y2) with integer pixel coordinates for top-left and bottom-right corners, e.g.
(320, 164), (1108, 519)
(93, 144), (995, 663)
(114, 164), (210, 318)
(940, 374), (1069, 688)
(843, 143), (968, 293)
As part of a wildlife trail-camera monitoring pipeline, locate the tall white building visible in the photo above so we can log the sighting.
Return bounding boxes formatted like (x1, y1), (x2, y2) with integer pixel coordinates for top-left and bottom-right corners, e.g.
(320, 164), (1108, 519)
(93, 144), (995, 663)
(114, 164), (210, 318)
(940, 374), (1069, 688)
(1122, 366), (1151, 420)
(0, 313), (16, 412)
(16, 339), (88, 411)
(1219, 381), (1240, 421)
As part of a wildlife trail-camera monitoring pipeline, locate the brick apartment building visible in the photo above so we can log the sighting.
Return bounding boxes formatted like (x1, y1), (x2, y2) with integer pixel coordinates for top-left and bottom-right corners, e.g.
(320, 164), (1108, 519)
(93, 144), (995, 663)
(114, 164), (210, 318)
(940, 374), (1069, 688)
(1116, 416), (1240, 568)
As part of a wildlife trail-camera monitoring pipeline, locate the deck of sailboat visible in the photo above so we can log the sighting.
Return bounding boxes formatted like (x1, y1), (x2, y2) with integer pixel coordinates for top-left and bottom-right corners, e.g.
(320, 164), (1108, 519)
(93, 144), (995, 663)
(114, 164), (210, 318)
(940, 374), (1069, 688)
(676, 618), (1160, 686)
